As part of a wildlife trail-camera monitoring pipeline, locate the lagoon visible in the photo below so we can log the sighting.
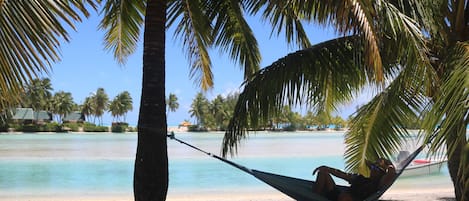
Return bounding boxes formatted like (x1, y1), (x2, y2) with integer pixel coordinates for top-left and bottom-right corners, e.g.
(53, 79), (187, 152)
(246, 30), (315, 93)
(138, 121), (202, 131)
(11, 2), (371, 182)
(0, 131), (453, 200)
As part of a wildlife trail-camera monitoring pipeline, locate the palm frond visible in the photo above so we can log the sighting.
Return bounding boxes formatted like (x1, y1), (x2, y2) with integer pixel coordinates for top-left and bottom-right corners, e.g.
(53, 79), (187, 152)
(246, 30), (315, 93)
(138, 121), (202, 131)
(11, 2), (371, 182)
(376, 0), (429, 74)
(222, 36), (368, 156)
(422, 42), (469, 157)
(245, 0), (312, 49)
(397, 0), (447, 44)
(344, 64), (428, 174)
(0, 0), (95, 109)
(99, 0), (145, 64)
(168, 0), (214, 90)
(209, 0), (261, 80)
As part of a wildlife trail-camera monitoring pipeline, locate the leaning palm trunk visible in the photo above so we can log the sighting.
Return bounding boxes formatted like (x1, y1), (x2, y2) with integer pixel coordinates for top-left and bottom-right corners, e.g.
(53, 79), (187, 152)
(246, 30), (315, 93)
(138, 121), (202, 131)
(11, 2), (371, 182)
(133, 0), (168, 200)
(446, 123), (468, 201)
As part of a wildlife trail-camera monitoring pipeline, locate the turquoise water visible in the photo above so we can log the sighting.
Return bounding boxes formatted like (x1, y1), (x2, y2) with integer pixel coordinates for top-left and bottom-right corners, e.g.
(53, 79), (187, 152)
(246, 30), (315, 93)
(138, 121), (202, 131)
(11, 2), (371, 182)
(0, 132), (452, 198)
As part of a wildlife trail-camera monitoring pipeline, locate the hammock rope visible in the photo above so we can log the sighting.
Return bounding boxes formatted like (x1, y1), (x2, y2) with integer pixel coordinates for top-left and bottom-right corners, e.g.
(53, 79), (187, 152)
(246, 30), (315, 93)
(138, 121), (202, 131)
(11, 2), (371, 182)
(167, 130), (437, 201)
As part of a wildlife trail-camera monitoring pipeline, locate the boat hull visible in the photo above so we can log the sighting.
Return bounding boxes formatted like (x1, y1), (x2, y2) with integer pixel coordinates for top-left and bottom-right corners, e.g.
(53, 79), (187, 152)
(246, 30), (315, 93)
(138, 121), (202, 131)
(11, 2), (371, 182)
(401, 160), (446, 177)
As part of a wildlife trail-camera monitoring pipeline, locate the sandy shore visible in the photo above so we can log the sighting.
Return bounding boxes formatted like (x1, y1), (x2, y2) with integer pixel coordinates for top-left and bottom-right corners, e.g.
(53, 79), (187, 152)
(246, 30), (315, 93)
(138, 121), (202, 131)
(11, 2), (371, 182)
(2, 187), (454, 201)
(166, 188), (456, 201)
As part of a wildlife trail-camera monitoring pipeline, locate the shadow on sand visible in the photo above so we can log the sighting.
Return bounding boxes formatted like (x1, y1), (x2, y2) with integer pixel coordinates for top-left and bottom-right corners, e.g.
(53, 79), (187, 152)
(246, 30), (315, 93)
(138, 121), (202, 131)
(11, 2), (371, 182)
(380, 197), (455, 201)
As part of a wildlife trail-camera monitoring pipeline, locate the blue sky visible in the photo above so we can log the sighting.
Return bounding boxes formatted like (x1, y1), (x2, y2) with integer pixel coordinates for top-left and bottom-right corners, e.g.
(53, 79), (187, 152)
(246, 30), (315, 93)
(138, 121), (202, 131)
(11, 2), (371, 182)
(48, 12), (370, 127)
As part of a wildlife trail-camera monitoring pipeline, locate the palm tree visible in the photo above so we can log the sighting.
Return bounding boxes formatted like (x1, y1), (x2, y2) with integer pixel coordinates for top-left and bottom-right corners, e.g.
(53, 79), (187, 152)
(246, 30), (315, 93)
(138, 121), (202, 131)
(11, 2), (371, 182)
(109, 91), (133, 122)
(2, 1), (356, 200)
(81, 96), (96, 124)
(119, 91), (133, 122)
(166, 93), (179, 116)
(189, 92), (210, 127)
(211, 95), (226, 130)
(51, 91), (75, 123)
(23, 78), (54, 111)
(92, 88), (109, 126)
(99, 1), (263, 200)
(222, 1), (468, 200)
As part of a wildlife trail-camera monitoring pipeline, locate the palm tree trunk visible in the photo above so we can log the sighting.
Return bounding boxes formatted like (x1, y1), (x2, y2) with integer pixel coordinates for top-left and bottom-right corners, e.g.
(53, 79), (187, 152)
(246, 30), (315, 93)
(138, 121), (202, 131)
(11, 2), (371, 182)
(446, 123), (467, 201)
(134, 0), (168, 200)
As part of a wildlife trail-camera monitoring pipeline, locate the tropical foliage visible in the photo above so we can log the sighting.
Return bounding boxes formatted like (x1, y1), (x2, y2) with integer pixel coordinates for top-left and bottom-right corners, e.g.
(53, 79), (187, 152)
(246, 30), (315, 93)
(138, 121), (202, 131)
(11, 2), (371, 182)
(221, 1), (469, 200)
(0, 0), (96, 112)
(109, 91), (133, 123)
(188, 92), (348, 131)
(22, 78), (54, 111)
(166, 93), (179, 116)
(4, 0), (467, 200)
(189, 92), (239, 130)
(51, 91), (76, 122)
(92, 88), (109, 125)
(10, 78), (133, 126)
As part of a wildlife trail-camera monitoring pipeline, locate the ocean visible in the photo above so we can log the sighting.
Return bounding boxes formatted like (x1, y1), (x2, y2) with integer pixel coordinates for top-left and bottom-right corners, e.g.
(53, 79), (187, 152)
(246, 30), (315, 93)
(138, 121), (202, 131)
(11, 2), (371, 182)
(0, 131), (452, 199)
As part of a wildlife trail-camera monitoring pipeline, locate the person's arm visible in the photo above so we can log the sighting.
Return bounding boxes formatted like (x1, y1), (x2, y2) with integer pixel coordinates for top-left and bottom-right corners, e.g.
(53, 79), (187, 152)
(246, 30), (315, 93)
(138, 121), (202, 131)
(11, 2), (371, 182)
(313, 166), (353, 182)
(379, 164), (396, 187)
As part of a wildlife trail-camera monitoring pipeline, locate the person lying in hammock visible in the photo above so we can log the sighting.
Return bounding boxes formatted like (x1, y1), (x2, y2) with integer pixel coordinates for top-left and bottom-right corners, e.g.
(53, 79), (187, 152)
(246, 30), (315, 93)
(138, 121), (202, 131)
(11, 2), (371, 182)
(312, 158), (395, 201)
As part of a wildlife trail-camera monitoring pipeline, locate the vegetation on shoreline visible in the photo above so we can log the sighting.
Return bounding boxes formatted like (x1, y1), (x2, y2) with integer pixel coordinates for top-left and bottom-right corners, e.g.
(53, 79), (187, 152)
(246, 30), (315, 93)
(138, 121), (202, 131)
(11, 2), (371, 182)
(0, 78), (135, 133)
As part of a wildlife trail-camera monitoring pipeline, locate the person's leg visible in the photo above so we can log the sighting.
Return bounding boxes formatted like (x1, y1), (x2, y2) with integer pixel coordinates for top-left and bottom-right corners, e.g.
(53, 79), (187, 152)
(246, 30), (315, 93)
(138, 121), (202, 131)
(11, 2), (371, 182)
(314, 169), (336, 194)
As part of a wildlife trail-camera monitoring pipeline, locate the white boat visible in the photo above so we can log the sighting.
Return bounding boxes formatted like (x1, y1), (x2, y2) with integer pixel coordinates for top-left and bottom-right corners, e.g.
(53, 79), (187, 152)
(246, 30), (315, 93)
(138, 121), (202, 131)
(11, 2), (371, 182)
(396, 150), (447, 177)
(400, 159), (447, 177)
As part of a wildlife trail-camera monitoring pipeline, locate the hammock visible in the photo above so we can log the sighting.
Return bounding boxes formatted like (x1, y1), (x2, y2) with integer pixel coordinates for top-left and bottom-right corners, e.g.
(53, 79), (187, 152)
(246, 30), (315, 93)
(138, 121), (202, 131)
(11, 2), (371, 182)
(167, 132), (427, 201)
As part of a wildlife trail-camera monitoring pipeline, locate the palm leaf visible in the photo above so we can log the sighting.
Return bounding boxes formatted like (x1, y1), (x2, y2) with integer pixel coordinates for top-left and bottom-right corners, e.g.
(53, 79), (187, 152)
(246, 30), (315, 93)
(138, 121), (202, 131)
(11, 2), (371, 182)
(245, 0), (312, 49)
(422, 41), (469, 163)
(209, 0), (261, 80)
(168, 0), (214, 90)
(344, 69), (427, 174)
(294, 0), (384, 81)
(99, 0), (145, 64)
(0, 0), (96, 109)
(222, 36), (368, 156)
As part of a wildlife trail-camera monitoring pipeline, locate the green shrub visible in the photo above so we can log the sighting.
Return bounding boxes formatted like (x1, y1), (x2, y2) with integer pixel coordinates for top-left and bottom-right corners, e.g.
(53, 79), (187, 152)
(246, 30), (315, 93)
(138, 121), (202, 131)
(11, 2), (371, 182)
(283, 124), (298, 131)
(7, 123), (21, 132)
(111, 122), (128, 133)
(0, 123), (9, 132)
(127, 126), (137, 132)
(83, 122), (108, 132)
(41, 122), (60, 132)
(22, 124), (39, 132)
(62, 123), (80, 132)
(188, 125), (208, 132)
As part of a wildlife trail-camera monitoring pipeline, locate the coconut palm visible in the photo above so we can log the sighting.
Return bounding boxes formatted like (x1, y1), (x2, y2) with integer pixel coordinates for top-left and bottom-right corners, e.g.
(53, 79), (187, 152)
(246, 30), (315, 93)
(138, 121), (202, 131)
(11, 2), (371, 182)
(189, 92), (210, 126)
(92, 88), (109, 126)
(211, 95), (227, 130)
(166, 93), (179, 116)
(23, 78), (54, 111)
(51, 91), (75, 123)
(3, 0), (416, 200)
(222, 1), (468, 200)
(80, 96), (96, 124)
(109, 91), (133, 122)
(99, 1), (265, 199)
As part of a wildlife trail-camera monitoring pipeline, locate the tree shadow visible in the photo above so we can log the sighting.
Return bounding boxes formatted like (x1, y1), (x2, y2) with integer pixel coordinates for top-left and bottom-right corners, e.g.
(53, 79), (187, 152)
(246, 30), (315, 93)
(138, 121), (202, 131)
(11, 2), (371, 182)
(380, 197), (455, 201)
(437, 197), (456, 201)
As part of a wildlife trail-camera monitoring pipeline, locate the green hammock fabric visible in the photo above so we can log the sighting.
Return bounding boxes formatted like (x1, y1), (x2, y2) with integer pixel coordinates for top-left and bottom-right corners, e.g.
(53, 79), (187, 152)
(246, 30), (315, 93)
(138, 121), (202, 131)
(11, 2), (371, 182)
(168, 133), (425, 201)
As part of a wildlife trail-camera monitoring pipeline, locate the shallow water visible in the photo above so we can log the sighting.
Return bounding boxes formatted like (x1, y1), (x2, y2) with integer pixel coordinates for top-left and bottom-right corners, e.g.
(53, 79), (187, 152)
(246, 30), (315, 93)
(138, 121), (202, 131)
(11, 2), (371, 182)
(0, 131), (452, 198)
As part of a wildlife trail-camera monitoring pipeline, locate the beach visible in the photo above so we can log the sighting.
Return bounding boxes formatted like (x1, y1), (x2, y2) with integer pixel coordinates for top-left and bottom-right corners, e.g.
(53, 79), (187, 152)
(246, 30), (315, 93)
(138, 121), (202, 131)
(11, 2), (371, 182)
(0, 131), (456, 201)
(167, 190), (456, 201)
(1, 188), (455, 201)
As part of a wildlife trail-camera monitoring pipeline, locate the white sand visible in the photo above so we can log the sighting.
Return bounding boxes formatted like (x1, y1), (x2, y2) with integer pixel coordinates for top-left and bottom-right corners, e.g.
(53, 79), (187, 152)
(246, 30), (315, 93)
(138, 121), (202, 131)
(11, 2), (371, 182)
(1, 187), (454, 201)
(166, 188), (455, 201)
